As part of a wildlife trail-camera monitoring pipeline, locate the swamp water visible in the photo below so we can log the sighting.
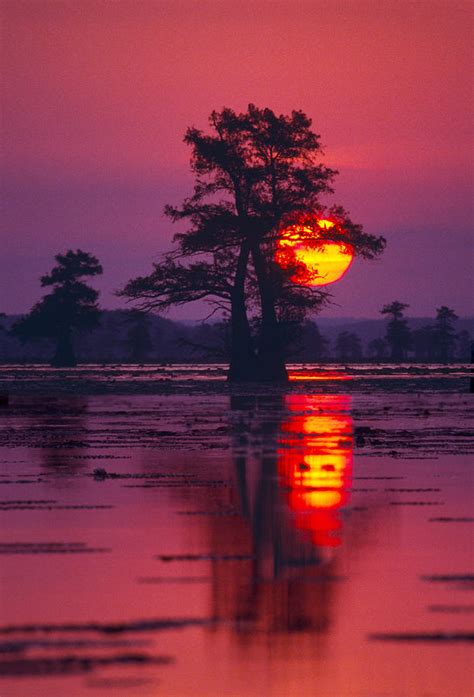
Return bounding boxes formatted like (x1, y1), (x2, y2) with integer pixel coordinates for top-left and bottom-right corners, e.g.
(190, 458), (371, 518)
(0, 366), (472, 696)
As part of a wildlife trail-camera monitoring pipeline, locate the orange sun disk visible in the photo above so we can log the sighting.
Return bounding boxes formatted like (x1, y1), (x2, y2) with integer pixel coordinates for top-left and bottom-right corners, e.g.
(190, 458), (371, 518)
(275, 218), (354, 287)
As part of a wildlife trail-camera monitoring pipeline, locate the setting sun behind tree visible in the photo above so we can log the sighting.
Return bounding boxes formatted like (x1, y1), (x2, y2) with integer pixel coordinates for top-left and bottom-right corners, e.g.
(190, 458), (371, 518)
(275, 217), (354, 287)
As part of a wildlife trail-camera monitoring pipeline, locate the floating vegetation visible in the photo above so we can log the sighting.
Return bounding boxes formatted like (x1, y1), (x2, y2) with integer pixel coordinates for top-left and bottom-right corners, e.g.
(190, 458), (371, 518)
(137, 577), (212, 584)
(0, 652), (173, 677)
(0, 542), (110, 555)
(156, 554), (255, 562)
(429, 517), (474, 523)
(427, 605), (474, 614)
(421, 574), (474, 583)
(0, 618), (214, 636)
(369, 632), (474, 643)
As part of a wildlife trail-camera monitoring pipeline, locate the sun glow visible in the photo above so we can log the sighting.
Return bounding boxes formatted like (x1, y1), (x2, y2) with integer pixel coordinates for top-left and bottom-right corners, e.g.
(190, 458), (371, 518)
(278, 394), (353, 548)
(275, 217), (354, 287)
(288, 370), (351, 381)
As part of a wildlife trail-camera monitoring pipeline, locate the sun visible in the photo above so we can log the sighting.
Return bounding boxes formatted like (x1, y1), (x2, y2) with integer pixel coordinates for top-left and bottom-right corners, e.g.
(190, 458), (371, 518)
(275, 217), (354, 286)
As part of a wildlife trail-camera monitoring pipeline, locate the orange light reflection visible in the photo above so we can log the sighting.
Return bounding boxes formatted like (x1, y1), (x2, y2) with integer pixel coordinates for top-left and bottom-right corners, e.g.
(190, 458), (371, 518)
(276, 216), (354, 287)
(288, 371), (352, 382)
(278, 394), (353, 548)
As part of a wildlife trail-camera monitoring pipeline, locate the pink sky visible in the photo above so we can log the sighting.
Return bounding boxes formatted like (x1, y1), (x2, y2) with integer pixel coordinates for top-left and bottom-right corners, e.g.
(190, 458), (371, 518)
(2, 0), (473, 318)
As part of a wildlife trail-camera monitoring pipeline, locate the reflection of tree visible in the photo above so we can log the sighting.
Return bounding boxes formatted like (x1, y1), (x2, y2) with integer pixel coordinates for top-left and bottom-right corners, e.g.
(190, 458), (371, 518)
(207, 390), (353, 636)
(37, 397), (90, 474)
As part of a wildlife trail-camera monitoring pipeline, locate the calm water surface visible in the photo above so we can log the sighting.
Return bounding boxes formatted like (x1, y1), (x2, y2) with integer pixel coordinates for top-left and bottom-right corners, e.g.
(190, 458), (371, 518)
(0, 369), (472, 695)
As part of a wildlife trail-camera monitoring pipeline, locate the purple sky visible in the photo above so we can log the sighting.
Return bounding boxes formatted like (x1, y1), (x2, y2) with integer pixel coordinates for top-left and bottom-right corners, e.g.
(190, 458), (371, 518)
(2, 1), (473, 319)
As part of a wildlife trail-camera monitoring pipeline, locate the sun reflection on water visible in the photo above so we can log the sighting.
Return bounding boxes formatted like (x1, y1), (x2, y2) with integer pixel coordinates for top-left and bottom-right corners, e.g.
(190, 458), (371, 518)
(278, 394), (353, 548)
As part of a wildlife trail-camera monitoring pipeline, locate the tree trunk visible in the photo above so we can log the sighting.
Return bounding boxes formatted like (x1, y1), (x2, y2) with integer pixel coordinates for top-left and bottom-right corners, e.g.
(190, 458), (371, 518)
(227, 243), (258, 382)
(52, 326), (76, 367)
(251, 243), (288, 382)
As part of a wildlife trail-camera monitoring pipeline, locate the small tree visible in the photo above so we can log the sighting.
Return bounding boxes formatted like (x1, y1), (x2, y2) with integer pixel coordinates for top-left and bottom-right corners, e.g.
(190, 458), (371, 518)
(123, 310), (154, 363)
(433, 306), (458, 362)
(13, 250), (103, 367)
(381, 301), (412, 362)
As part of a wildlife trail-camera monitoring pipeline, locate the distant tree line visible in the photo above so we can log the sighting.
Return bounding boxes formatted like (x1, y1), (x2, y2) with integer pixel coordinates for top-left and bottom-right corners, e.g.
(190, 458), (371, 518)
(0, 255), (471, 365)
(374, 301), (469, 363)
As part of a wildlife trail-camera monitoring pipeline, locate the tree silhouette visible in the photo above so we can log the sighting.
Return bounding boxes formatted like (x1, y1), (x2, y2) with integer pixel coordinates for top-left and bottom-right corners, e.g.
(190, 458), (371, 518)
(295, 320), (329, 361)
(433, 306), (458, 362)
(121, 105), (385, 382)
(412, 324), (436, 362)
(380, 301), (412, 362)
(335, 331), (363, 362)
(123, 310), (154, 363)
(368, 337), (388, 362)
(456, 329), (471, 361)
(13, 250), (103, 367)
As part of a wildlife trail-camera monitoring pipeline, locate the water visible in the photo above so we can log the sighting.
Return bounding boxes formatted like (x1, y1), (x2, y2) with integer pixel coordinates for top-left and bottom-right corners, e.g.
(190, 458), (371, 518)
(0, 367), (472, 695)
(0, 362), (471, 394)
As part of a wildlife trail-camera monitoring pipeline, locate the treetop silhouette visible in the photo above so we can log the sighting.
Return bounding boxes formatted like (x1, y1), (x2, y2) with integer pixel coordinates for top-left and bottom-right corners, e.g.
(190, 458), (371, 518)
(381, 301), (412, 361)
(434, 305), (458, 362)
